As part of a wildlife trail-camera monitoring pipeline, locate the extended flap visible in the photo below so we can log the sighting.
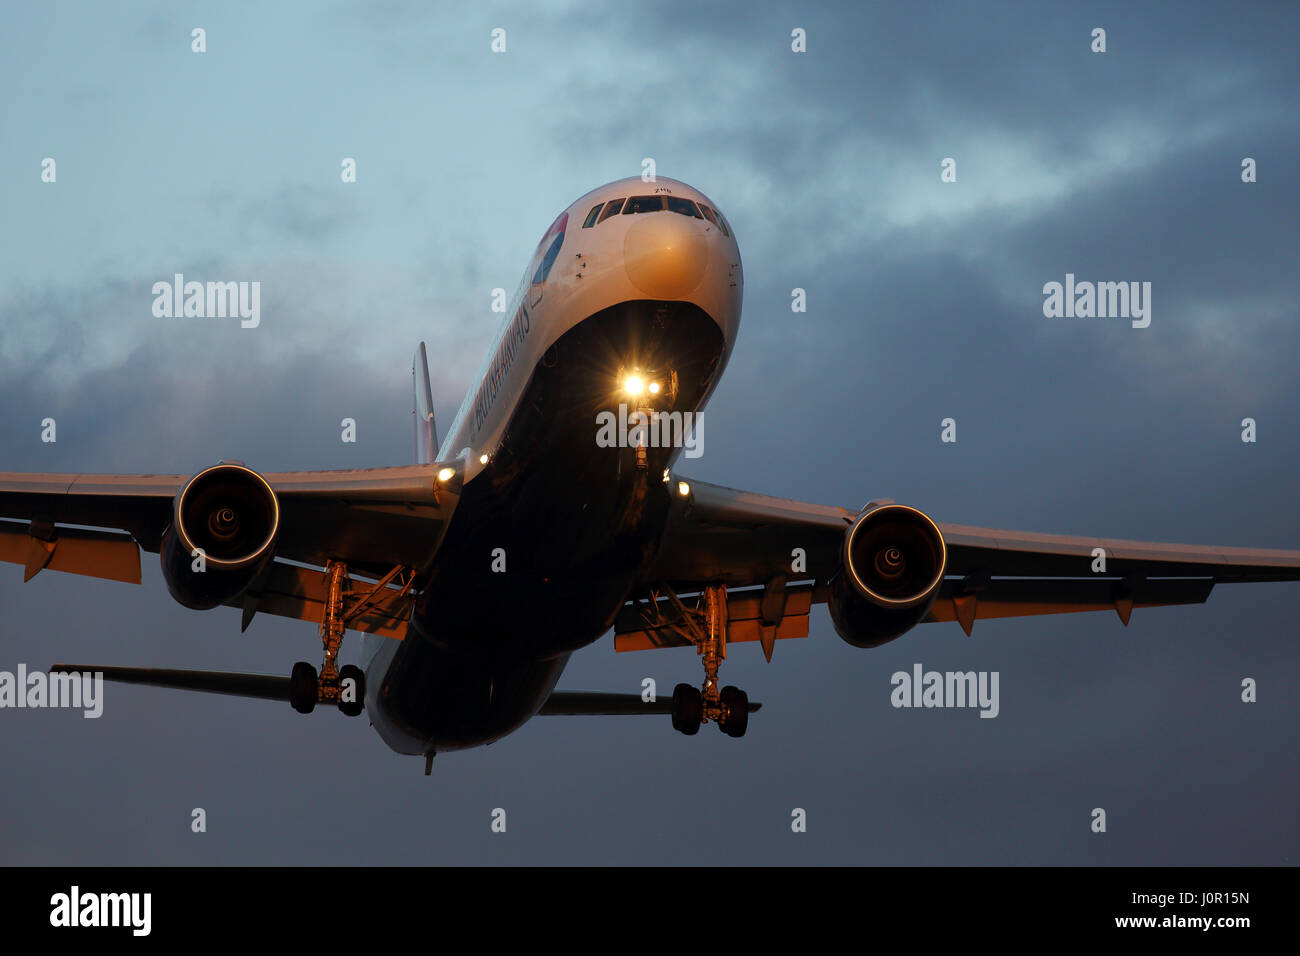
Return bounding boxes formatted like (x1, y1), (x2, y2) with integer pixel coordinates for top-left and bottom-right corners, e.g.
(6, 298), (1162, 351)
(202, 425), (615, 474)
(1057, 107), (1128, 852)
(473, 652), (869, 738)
(0, 519), (141, 584)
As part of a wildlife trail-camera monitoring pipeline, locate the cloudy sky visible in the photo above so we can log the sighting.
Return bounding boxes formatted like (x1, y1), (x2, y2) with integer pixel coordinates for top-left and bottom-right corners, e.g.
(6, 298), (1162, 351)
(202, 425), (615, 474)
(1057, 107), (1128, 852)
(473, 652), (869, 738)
(1, 0), (1297, 865)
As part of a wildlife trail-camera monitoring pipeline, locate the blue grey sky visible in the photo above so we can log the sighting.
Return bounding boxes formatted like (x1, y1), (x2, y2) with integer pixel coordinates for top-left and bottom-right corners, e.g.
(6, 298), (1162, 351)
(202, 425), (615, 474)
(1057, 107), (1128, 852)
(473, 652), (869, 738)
(0, 0), (1297, 864)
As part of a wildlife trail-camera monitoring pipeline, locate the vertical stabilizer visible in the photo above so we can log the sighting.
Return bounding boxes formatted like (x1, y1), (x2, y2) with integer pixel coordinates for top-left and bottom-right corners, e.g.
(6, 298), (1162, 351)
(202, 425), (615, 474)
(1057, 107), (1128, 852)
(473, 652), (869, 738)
(413, 342), (438, 464)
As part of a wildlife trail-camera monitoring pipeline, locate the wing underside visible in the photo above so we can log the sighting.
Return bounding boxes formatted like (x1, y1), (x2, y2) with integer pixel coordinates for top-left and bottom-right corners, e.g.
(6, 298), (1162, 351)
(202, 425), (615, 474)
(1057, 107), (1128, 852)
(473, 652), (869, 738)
(6, 468), (1299, 648)
(0, 464), (464, 637)
(633, 478), (1300, 645)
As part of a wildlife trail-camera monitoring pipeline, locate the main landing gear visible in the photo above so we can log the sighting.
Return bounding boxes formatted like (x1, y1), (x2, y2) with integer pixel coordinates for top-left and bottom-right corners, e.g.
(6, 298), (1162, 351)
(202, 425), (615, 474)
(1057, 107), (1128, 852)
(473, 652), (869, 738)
(287, 561), (412, 718)
(668, 584), (750, 738)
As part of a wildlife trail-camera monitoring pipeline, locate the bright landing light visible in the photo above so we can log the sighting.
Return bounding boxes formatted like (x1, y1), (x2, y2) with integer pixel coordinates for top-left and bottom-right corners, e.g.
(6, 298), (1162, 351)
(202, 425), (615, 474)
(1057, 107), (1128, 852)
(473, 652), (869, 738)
(649, 381), (661, 395)
(624, 375), (644, 396)
(437, 467), (455, 482)
(677, 481), (691, 497)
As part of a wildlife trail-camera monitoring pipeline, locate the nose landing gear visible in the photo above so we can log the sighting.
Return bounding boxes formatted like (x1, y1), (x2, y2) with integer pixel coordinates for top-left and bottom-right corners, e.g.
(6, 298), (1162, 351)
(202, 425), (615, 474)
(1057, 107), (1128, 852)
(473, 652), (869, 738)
(614, 366), (679, 471)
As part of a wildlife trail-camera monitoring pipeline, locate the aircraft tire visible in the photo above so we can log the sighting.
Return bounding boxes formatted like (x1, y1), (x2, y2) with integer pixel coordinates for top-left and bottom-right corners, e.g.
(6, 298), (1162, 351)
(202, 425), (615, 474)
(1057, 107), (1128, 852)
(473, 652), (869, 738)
(671, 683), (702, 735)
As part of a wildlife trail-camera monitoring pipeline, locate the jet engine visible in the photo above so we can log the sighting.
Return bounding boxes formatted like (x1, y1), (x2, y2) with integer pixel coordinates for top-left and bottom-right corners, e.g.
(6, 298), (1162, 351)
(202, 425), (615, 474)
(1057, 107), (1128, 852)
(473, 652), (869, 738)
(828, 503), (947, 648)
(161, 463), (280, 609)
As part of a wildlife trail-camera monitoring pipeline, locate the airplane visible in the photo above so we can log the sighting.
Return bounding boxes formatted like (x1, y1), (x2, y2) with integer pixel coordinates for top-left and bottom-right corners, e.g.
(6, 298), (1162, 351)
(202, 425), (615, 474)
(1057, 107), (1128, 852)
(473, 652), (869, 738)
(3, 175), (1298, 773)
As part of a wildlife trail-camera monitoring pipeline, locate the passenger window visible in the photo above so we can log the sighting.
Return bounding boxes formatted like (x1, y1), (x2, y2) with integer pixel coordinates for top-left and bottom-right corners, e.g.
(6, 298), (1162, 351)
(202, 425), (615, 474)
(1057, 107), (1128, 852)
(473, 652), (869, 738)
(666, 197), (703, 218)
(622, 195), (666, 214)
(582, 204), (603, 228)
(597, 198), (625, 223)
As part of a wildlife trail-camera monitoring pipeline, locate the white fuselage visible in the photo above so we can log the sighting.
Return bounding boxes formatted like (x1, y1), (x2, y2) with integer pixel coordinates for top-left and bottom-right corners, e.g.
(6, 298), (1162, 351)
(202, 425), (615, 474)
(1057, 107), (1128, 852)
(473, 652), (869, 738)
(437, 176), (743, 482)
(361, 176), (744, 756)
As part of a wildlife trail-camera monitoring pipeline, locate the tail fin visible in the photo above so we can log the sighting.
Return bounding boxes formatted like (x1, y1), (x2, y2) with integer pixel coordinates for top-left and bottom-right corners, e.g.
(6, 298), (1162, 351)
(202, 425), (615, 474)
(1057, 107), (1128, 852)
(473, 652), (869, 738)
(413, 342), (438, 464)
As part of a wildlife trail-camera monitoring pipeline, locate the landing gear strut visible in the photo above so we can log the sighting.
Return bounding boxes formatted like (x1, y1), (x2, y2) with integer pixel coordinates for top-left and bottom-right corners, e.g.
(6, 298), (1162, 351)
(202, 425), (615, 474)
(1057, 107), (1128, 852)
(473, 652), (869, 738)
(286, 561), (413, 717)
(667, 584), (750, 737)
(613, 365), (679, 472)
(318, 561), (349, 705)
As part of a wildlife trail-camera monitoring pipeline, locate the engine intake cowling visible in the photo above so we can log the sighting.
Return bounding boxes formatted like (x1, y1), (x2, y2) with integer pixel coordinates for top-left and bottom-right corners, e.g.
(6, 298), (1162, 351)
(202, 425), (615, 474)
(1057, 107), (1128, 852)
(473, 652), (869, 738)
(829, 503), (947, 648)
(161, 463), (280, 609)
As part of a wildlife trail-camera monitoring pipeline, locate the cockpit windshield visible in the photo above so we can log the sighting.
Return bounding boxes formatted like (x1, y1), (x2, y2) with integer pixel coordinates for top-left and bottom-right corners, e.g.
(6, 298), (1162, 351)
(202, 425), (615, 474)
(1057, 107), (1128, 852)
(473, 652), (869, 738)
(622, 195), (665, 214)
(698, 204), (729, 237)
(597, 198), (625, 222)
(666, 197), (702, 218)
(581, 193), (727, 234)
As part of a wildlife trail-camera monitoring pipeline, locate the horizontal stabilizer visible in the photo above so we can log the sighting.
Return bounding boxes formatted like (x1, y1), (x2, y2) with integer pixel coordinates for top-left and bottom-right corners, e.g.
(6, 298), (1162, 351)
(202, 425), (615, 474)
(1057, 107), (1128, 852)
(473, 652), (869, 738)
(51, 664), (289, 702)
(538, 690), (761, 716)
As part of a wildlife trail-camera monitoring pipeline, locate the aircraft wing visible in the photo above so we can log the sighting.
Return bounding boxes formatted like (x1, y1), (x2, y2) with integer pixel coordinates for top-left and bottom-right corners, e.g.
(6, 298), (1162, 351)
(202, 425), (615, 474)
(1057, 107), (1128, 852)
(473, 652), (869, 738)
(633, 477), (1300, 644)
(0, 464), (462, 635)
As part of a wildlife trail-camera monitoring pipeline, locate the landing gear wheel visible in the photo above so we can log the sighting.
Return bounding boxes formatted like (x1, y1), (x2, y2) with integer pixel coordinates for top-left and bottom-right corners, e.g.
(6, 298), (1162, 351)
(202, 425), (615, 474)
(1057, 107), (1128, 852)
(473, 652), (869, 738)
(719, 685), (749, 738)
(289, 661), (318, 714)
(337, 664), (365, 717)
(671, 683), (702, 735)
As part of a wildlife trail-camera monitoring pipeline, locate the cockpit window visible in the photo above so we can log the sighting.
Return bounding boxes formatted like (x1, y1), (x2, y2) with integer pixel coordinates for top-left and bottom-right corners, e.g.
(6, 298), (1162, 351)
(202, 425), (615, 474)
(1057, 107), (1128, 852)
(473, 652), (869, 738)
(623, 195), (666, 215)
(701, 204), (730, 237)
(666, 197), (702, 218)
(587, 195), (714, 226)
(597, 198), (625, 223)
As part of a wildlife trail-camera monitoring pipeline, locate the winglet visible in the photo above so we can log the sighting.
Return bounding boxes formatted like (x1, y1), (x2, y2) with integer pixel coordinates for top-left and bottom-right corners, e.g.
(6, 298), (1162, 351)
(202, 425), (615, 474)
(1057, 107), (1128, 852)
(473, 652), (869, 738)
(413, 342), (438, 465)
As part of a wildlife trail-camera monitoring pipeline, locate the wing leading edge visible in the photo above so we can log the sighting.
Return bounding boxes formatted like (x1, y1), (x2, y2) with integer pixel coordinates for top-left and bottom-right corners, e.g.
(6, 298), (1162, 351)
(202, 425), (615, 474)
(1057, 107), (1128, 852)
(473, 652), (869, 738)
(643, 478), (1300, 638)
(0, 463), (464, 636)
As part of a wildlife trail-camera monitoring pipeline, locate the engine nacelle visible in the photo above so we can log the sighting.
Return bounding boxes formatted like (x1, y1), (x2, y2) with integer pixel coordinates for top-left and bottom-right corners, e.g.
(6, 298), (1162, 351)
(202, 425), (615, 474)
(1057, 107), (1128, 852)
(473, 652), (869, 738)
(829, 503), (947, 648)
(161, 463), (280, 610)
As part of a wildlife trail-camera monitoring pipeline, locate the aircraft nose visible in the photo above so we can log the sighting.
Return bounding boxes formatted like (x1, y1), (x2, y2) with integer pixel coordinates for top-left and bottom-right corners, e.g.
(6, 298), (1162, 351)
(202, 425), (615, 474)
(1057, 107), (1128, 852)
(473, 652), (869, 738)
(623, 213), (710, 298)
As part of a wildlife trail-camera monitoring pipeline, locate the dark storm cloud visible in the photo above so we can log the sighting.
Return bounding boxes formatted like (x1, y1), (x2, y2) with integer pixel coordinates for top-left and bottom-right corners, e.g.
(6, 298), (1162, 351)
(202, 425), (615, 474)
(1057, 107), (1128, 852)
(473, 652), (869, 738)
(0, 0), (1296, 865)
